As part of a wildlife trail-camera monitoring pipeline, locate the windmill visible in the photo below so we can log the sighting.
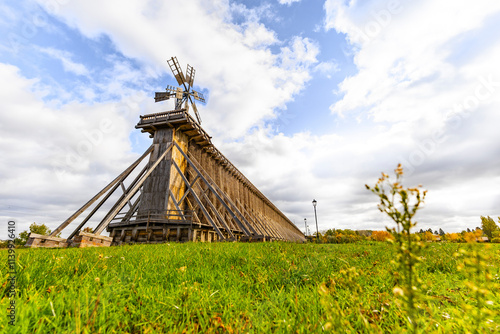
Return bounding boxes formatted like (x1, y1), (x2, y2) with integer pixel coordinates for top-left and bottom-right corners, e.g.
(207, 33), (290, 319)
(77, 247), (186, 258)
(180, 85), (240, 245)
(154, 57), (206, 124)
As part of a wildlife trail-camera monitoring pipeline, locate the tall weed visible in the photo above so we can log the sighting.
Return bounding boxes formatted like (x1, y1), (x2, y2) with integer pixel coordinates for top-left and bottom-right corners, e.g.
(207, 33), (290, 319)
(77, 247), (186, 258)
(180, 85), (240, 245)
(366, 164), (426, 332)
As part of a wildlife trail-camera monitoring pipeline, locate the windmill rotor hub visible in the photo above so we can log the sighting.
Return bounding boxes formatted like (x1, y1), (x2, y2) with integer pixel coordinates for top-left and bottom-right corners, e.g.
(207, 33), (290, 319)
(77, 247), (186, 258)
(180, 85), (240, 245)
(154, 56), (206, 124)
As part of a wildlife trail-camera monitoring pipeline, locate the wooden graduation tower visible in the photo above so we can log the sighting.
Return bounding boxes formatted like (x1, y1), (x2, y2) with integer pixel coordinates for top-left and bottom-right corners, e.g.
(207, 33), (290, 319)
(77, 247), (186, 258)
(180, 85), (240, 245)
(26, 57), (305, 248)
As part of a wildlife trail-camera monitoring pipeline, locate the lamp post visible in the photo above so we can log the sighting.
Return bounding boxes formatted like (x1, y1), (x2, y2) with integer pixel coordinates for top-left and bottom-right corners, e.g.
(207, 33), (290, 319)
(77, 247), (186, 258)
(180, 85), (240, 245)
(304, 218), (307, 237)
(312, 199), (319, 243)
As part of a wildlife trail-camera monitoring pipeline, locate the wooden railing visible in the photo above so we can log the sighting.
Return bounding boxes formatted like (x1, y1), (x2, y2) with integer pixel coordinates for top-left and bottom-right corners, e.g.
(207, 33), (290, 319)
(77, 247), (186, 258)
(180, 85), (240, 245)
(137, 109), (212, 145)
(138, 109), (187, 123)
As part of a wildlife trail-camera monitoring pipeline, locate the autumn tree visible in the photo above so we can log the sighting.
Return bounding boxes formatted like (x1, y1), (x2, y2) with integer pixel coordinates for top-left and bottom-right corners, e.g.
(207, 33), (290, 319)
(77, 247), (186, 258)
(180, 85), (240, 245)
(492, 229), (500, 243)
(423, 231), (435, 242)
(464, 232), (477, 243)
(480, 216), (499, 239)
(370, 230), (393, 241)
(446, 233), (461, 243)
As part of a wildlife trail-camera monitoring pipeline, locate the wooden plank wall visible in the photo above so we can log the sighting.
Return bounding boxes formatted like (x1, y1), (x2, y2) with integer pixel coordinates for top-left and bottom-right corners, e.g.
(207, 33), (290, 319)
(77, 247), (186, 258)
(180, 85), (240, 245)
(137, 128), (173, 216)
(167, 129), (189, 218)
(187, 141), (305, 242)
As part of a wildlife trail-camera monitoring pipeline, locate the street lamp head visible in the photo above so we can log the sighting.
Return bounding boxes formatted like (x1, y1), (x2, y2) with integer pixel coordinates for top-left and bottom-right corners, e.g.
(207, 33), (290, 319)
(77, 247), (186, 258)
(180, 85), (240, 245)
(312, 199), (319, 243)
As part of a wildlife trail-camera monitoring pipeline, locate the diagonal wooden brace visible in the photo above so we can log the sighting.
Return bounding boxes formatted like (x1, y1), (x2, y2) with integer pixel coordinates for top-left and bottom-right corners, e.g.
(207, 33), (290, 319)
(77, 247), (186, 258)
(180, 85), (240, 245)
(170, 159), (225, 240)
(50, 145), (153, 237)
(93, 143), (173, 235)
(173, 142), (251, 236)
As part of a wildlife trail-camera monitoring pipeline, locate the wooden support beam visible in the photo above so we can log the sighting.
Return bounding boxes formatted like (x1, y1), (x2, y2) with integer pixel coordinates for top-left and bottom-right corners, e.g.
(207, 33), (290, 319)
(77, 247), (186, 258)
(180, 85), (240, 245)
(186, 151), (259, 236)
(67, 163), (148, 240)
(93, 143), (173, 235)
(170, 159), (225, 240)
(194, 181), (235, 240)
(66, 176), (123, 240)
(107, 164), (148, 219)
(120, 182), (133, 209)
(91, 163), (149, 234)
(119, 230), (125, 242)
(121, 194), (142, 222)
(177, 175), (199, 206)
(50, 145), (153, 237)
(255, 210), (283, 240)
(251, 210), (278, 239)
(236, 199), (266, 236)
(173, 142), (251, 236)
(244, 205), (272, 238)
(168, 190), (183, 215)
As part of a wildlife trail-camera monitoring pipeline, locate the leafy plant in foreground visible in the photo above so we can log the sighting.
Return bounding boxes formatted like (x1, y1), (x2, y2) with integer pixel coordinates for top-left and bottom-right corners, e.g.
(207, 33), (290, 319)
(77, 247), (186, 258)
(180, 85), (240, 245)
(366, 164), (427, 332)
(455, 245), (497, 333)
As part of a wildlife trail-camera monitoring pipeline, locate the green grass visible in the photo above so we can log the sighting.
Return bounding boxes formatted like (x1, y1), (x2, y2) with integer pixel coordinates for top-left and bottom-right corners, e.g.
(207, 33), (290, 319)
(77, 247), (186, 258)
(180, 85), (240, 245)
(1, 242), (499, 333)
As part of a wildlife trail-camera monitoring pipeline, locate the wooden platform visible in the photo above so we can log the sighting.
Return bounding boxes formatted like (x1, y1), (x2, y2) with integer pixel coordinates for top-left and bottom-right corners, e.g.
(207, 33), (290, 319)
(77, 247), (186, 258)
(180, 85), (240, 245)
(137, 109), (212, 147)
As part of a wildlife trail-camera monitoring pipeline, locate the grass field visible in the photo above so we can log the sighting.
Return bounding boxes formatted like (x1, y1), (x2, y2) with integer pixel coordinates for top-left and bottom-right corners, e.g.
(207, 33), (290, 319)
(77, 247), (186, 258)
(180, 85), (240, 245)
(1, 242), (499, 333)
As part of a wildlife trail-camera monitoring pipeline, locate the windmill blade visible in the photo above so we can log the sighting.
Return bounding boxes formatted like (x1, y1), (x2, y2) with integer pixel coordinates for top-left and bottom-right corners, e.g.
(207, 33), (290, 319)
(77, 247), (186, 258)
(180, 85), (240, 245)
(192, 90), (206, 103)
(167, 57), (186, 86)
(190, 100), (202, 124)
(154, 92), (171, 103)
(186, 64), (195, 89)
(187, 93), (202, 124)
(166, 85), (179, 94)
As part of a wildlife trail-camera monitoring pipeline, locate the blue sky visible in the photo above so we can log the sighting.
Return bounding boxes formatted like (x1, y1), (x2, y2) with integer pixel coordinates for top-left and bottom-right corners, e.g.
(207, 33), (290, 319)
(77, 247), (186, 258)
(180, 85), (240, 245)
(1, 0), (500, 239)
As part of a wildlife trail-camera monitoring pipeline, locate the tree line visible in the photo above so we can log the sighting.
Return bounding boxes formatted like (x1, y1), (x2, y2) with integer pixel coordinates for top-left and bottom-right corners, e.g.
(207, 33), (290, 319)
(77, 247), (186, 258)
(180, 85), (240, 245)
(306, 216), (500, 244)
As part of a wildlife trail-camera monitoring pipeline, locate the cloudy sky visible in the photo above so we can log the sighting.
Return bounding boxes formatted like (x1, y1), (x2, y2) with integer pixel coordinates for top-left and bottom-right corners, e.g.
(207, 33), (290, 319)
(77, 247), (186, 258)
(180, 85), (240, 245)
(1, 0), (500, 239)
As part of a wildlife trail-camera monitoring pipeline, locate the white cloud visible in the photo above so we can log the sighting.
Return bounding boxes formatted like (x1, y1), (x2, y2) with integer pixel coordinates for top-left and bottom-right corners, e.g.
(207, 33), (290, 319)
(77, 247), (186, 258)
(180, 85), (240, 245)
(280, 36), (319, 68)
(242, 21), (278, 49)
(0, 3), (17, 27)
(38, 47), (90, 76)
(278, 0), (301, 5)
(325, 0), (500, 121)
(314, 60), (339, 78)
(231, 2), (276, 24)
